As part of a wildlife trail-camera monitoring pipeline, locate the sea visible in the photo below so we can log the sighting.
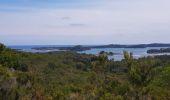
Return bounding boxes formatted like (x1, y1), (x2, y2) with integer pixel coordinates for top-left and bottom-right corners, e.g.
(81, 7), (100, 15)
(8, 45), (170, 61)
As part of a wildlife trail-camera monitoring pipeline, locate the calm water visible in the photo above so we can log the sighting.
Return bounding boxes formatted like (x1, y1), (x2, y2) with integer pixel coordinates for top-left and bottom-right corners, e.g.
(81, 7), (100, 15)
(8, 45), (170, 61)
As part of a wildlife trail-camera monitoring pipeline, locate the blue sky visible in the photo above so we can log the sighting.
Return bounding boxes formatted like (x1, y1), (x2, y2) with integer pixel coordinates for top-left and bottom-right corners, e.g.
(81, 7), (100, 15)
(0, 0), (170, 45)
(0, 0), (101, 9)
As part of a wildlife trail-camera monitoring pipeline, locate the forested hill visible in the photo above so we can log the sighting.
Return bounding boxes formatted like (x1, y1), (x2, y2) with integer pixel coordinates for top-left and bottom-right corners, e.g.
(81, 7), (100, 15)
(147, 48), (170, 54)
(90, 43), (170, 48)
(0, 43), (170, 100)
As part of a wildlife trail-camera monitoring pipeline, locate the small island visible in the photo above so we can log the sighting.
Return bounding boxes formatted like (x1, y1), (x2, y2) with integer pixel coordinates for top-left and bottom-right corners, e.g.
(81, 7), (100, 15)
(99, 51), (114, 56)
(147, 48), (170, 54)
(32, 45), (91, 51)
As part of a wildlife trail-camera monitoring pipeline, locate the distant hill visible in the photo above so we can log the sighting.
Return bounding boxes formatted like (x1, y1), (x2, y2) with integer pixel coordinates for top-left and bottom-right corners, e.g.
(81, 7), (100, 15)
(32, 43), (170, 51)
(32, 45), (91, 51)
(89, 43), (170, 48)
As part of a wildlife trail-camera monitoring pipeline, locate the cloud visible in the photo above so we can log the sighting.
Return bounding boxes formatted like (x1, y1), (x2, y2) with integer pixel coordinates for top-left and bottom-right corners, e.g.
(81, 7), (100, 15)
(69, 23), (86, 27)
(61, 17), (71, 20)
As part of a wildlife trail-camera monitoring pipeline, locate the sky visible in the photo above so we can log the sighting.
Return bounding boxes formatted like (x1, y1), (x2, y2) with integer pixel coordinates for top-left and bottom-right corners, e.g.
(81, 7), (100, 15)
(0, 0), (170, 45)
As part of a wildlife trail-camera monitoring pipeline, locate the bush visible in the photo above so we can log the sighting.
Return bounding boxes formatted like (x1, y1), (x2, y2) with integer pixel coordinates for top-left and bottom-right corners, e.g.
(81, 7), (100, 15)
(47, 62), (57, 69)
(148, 66), (170, 99)
(0, 43), (5, 53)
(76, 62), (87, 71)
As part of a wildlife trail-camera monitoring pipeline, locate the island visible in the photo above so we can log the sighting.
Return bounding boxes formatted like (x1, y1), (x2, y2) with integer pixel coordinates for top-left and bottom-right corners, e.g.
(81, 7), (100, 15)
(32, 45), (91, 51)
(32, 43), (170, 52)
(99, 51), (114, 56)
(147, 48), (170, 54)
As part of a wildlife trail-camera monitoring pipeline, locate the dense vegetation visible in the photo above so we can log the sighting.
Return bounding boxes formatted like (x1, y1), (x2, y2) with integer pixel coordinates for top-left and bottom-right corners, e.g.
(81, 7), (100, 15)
(0, 43), (170, 100)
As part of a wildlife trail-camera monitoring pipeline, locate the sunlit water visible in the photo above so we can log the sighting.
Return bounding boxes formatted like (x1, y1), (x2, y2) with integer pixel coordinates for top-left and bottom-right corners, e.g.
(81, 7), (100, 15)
(8, 45), (170, 61)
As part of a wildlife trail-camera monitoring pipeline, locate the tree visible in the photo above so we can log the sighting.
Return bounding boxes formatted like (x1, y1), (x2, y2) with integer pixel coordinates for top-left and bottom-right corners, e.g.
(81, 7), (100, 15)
(0, 43), (5, 54)
(123, 51), (133, 69)
(123, 51), (157, 99)
(148, 67), (170, 99)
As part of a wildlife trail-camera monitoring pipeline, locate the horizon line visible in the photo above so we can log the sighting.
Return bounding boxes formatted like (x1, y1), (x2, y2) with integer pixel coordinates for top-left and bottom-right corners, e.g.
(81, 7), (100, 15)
(6, 43), (170, 46)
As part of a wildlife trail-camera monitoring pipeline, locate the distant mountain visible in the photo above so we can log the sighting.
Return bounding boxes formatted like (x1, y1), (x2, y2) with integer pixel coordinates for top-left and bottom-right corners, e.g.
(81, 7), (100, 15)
(146, 43), (170, 47)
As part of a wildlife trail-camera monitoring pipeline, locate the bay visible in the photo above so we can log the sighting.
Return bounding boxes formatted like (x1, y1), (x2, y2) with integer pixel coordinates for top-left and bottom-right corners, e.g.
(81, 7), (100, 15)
(8, 45), (170, 61)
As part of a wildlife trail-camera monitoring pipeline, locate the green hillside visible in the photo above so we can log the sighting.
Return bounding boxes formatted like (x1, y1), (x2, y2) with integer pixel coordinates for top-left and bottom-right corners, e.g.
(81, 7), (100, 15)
(0, 43), (170, 100)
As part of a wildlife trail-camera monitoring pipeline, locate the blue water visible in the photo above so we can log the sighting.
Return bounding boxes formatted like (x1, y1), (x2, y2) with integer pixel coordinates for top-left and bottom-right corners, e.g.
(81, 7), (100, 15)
(8, 45), (170, 61)
(8, 45), (73, 53)
(79, 47), (170, 61)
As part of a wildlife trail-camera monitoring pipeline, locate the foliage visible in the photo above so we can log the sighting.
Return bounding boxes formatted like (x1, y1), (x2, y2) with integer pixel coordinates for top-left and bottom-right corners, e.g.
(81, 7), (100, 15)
(0, 43), (170, 99)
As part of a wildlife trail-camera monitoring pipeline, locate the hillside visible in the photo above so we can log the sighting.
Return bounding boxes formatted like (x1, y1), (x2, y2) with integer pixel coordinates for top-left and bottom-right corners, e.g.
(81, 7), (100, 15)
(0, 43), (170, 100)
